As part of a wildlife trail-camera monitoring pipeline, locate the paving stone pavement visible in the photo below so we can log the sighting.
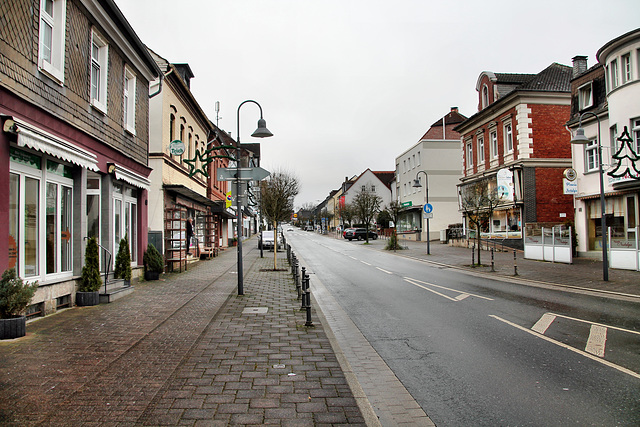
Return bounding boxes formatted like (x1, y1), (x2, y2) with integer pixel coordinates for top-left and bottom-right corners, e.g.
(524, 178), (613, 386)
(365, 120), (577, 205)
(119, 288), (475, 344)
(0, 245), (367, 426)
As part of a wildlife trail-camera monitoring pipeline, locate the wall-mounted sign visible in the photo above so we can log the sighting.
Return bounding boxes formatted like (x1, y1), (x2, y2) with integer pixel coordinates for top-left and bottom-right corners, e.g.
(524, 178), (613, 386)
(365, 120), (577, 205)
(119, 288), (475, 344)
(563, 168), (577, 181)
(496, 168), (514, 201)
(563, 178), (578, 194)
(169, 140), (185, 156)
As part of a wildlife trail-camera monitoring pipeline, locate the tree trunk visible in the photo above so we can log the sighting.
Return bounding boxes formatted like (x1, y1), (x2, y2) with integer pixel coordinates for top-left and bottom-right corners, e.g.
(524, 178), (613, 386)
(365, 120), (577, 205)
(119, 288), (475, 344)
(476, 226), (481, 265)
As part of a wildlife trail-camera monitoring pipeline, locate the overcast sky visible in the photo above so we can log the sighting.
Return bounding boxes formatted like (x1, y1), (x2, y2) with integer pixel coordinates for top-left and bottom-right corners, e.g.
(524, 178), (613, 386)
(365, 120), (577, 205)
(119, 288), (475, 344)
(115, 0), (638, 208)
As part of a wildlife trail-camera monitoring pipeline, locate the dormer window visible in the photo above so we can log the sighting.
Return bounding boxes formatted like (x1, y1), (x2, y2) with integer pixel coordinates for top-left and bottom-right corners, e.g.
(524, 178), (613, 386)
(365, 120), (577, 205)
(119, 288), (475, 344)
(578, 81), (593, 110)
(482, 85), (489, 109)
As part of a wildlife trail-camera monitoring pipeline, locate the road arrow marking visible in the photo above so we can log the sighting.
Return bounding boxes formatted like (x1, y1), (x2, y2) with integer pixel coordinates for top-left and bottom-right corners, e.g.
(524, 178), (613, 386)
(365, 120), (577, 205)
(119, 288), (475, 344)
(403, 277), (493, 302)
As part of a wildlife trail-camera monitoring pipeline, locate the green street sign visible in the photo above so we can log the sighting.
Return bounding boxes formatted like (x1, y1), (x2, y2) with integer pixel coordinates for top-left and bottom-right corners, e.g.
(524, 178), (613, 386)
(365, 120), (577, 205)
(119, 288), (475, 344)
(401, 201), (412, 207)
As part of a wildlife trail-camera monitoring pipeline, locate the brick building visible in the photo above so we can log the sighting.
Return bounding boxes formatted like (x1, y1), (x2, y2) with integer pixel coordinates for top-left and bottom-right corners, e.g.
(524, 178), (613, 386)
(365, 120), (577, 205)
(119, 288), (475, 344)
(1, 0), (159, 315)
(454, 63), (575, 248)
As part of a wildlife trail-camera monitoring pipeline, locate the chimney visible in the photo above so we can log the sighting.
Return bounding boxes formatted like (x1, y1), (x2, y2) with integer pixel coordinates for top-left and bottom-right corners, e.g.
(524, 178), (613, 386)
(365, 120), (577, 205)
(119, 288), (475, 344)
(572, 56), (588, 78)
(450, 107), (458, 113)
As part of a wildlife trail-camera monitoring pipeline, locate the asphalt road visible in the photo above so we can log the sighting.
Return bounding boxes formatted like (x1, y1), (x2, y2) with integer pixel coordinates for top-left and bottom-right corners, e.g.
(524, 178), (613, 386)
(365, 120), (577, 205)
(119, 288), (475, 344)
(286, 230), (640, 426)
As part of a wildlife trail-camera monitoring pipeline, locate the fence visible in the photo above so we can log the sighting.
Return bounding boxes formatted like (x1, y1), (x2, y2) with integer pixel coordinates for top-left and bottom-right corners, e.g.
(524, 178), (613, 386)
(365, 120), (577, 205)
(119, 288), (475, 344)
(524, 224), (572, 264)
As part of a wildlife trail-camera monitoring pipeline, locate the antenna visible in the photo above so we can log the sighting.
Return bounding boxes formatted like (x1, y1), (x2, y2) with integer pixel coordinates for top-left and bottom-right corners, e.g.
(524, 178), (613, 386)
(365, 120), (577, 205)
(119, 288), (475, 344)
(215, 101), (222, 127)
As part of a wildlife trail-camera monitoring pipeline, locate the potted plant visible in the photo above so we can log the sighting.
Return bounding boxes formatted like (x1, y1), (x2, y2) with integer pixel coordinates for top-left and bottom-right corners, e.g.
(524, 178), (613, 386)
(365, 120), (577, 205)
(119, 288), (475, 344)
(143, 243), (164, 280)
(0, 268), (38, 339)
(230, 237), (238, 247)
(78, 236), (102, 306)
(114, 235), (132, 287)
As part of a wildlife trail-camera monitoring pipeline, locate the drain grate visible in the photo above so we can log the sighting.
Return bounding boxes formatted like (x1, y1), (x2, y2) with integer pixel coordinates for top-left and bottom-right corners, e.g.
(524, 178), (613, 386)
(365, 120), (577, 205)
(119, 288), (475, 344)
(242, 307), (268, 314)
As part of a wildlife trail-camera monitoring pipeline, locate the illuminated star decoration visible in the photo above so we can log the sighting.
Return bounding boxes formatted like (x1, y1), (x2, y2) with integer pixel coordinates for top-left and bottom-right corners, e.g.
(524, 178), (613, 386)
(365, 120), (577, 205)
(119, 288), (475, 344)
(608, 126), (640, 180)
(184, 148), (215, 178)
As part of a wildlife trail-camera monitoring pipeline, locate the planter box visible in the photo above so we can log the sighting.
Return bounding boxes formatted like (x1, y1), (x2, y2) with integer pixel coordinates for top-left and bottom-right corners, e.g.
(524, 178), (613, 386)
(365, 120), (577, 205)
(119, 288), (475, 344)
(76, 291), (100, 306)
(0, 316), (26, 340)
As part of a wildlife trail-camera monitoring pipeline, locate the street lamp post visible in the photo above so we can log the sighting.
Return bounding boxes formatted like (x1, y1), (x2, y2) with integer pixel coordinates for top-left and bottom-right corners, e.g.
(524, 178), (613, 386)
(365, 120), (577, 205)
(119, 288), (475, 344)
(412, 171), (430, 255)
(235, 100), (273, 295)
(570, 111), (608, 281)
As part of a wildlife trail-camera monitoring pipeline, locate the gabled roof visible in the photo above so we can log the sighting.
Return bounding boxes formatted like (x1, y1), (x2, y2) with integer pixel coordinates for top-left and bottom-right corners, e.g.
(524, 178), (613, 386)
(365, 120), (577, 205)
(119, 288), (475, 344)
(421, 108), (468, 140)
(372, 171), (395, 190)
(518, 63), (572, 92)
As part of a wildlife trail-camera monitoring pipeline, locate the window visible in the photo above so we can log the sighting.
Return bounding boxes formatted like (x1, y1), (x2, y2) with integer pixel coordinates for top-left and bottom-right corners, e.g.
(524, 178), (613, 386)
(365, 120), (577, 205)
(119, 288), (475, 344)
(477, 136), (485, 164)
(417, 152), (421, 166)
(123, 66), (136, 134)
(38, 0), (66, 83)
(585, 139), (599, 172)
(610, 124), (619, 154)
(504, 123), (513, 152)
(90, 30), (109, 112)
(179, 124), (185, 162)
(361, 185), (366, 191)
(482, 85), (489, 109)
(113, 184), (138, 266)
(371, 185), (376, 192)
(610, 59), (619, 89)
(632, 119), (640, 155)
(578, 82), (593, 110)
(622, 53), (631, 84)
(403, 160), (406, 173)
(490, 131), (498, 159)
(466, 141), (473, 168)
(10, 149), (74, 281)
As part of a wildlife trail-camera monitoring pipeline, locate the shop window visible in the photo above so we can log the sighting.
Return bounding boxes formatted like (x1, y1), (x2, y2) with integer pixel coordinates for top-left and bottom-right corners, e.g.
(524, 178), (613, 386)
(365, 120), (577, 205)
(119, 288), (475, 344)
(113, 183), (138, 265)
(10, 149), (74, 281)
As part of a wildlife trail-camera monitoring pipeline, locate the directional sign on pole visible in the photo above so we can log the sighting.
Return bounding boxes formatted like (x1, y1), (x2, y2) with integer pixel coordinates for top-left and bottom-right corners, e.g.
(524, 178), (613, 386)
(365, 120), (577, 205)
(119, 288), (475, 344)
(217, 167), (271, 182)
(423, 203), (433, 214)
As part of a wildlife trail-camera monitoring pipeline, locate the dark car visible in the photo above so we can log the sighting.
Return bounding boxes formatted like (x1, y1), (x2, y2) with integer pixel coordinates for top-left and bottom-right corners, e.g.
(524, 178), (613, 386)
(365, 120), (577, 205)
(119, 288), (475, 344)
(345, 228), (378, 241)
(342, 228), (355, 238)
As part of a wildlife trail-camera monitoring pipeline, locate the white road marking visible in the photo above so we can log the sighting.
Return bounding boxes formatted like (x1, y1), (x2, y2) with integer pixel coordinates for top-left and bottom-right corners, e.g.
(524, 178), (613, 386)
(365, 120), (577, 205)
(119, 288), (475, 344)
(361, 261), (372, 266)
(404, 277), (493, 301)
(490, 315), (640, 380)
(532, 313), (557, 334)
(585, 324), (607, 358)
(376, 267), (392, 274)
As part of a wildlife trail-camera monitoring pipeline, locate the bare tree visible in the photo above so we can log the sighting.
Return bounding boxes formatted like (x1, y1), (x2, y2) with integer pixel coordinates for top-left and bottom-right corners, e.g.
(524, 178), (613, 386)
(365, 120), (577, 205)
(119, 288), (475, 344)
(259, 170), (300, 270)
(352, 188), (383, 243)
(459, 178), (503, 265)
(338, 202), (355, 228)
(382, 201), (403, 250)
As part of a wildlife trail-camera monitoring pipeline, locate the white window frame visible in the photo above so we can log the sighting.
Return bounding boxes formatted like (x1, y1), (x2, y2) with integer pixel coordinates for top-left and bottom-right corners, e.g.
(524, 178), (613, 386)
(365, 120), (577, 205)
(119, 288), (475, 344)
(482, 85), (489, 109)
(504, 122), (513, 153)
(90, 29), (109, 113)
(112, 183), (138, 266)
(490, 131), (498, 159)
(621, 53), (631, 84)
(585, 139), (599, 172)
(632, 118), (640, 155)
(38, 0), (67, 84)
(577, 81), (594, 110)
(10, 153), (74, 282)
(466, 141), (473, 169)
(123, 66), (136, 134)
(610, 59), (619, 89)
(477, 136), (485, 164)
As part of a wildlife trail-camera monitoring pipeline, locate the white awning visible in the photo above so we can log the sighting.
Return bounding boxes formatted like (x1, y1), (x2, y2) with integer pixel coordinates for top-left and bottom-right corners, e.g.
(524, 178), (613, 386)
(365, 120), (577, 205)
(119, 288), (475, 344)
(10, 118), (99, 171)
(113, 164), (151, 191)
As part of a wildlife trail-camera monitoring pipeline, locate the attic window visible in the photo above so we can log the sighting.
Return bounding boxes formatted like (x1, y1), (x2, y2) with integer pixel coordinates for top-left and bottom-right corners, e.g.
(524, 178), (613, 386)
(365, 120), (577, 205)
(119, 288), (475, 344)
(482, 85), (489, 109)
(578, 82), (593, 110)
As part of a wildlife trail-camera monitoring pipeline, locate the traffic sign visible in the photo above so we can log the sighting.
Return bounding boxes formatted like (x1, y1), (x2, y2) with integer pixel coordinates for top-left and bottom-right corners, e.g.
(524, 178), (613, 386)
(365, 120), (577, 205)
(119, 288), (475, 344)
(423, 203), (433, 214)
(217, 167), (271, 182)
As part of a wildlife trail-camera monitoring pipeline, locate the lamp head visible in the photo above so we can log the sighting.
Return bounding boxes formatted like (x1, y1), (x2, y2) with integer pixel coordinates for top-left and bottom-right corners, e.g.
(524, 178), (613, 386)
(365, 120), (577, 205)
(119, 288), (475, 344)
(570, 127), (590, 145)
(251, 118), (273, 138)
(412, 178), (422, 188)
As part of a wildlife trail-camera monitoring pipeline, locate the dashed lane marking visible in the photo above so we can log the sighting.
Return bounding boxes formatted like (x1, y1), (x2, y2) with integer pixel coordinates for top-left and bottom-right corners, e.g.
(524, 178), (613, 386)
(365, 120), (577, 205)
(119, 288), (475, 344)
(490, 315), (640, 380)
(376, 267), (393, 274)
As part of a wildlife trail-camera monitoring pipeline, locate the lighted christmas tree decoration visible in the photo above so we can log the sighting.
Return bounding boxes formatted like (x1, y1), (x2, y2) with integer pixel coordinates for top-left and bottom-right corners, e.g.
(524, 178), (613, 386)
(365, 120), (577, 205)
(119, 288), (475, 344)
(608, 126), (640, 180)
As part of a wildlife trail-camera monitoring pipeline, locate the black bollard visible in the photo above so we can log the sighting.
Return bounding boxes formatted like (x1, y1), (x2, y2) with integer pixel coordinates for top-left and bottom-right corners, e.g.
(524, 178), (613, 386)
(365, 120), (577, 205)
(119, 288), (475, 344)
(304, 272), (313, 327)
(514, 250), (518, 276)
(301, 268), (307, 309)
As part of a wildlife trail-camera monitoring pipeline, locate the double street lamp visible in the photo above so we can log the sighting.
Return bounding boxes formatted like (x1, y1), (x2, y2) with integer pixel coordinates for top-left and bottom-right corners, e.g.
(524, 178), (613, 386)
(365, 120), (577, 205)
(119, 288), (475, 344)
(412, 170), (430, 255)
(235, 100), (273, 295)
(570, 111), (608, 281)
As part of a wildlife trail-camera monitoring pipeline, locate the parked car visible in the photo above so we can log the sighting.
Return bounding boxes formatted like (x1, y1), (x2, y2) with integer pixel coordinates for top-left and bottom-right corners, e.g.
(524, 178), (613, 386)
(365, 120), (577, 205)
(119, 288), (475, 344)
(343, 228), (355, 238)
(305, 226), (314, 231)
(258, 230), (283, 250)
(345, 228), (378, 241)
